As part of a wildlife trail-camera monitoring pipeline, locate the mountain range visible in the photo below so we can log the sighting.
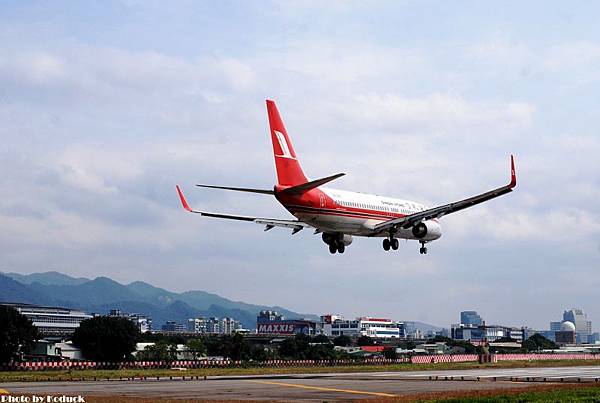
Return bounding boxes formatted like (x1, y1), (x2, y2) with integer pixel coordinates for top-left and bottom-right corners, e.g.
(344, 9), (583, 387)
(0, 271), (444, 332)
(0, 271), (317, 329)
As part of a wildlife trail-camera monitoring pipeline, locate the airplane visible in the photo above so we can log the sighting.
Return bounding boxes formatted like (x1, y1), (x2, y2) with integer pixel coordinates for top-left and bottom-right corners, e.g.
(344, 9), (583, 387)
(176, 100), (516, 255)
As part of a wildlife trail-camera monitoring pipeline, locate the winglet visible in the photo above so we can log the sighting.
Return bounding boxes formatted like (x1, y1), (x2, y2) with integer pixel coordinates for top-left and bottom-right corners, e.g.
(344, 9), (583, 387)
(509, 155), (517, 188)
(176, 185), (193, 212)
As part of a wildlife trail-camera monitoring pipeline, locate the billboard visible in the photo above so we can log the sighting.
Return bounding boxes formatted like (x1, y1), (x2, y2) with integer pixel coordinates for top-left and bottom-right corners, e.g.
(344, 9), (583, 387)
(256, 320), (316, 335)
(257, 322), (296, 334)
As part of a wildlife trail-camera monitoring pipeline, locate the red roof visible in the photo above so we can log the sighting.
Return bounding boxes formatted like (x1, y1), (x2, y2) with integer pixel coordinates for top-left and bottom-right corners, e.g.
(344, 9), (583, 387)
(360, 346), (386, 352)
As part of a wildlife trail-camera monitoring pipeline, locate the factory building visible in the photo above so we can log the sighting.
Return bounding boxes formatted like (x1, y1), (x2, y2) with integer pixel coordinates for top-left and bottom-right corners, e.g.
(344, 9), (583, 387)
(1, 303), (92, 336)
(321, 315), (403, 339)
(257, 310), (317, 335)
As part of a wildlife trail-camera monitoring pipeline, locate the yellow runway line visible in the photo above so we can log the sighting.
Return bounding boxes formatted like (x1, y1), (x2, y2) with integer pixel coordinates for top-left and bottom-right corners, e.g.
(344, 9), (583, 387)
(246, 379), (397, 397)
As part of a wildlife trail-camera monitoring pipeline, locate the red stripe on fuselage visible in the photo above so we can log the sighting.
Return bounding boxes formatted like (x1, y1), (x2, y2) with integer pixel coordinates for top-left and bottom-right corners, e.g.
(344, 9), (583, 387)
(285, 204), (402, 221)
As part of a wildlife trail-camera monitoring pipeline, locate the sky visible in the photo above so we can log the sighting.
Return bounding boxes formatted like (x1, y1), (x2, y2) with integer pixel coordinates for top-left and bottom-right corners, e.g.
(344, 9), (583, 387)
(0, 1), (599, 330)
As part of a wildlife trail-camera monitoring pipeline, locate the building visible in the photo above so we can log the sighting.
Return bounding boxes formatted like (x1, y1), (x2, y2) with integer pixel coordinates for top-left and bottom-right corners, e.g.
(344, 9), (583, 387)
(1, 303), (92, 336)
(321, 315), (402, 339)
(186, 317), (242, 334)
(460, 311), (483, 326)
(31, 341), (84, 361)
(451, 323), (524, 343)
(108, 309), (152, 333)
(563, 309), (592, 344)
(555, 321), (577, 345)
(161, 321), (186, 332)
(187, 317), (208, 333)
(590, 332), (600, 344)
(221, 317), (242, 334)
(257, 310), (317, 335)
(128, 313), (152, 333)
(550, 309), (592, 344)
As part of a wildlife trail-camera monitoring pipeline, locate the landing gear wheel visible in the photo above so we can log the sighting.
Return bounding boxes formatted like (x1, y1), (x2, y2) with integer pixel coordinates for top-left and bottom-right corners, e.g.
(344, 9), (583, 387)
(382, 238), (390, 251)
(419, 246), (428, 254)
(391, 238), (399, 250)
(337, 244), (345, 254)
(329, 243), (337, 254)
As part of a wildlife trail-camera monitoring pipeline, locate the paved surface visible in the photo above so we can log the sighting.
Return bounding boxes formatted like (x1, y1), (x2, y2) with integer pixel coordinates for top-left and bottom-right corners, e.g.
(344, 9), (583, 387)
(2, 366), (599, 401)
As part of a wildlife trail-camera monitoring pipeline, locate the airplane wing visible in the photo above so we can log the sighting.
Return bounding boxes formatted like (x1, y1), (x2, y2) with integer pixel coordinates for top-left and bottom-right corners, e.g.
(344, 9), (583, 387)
(373, 155), (517, 234)
(176, 185), (310, 234)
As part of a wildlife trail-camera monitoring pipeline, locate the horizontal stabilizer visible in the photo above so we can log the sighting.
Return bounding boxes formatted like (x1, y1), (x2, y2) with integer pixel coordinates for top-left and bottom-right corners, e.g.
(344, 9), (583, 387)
(280, 173), (345, 195)
(196, 184), (274, 195)
(176, 185), (309, 233)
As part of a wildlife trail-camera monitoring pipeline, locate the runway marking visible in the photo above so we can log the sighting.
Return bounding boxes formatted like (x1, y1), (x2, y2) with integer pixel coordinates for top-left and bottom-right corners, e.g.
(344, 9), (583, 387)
(0, 389), (9, 394)
(246, 380), (397, 397)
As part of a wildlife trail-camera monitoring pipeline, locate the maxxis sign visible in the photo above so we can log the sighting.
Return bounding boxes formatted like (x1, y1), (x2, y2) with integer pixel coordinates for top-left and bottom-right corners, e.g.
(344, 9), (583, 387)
(257, 323), (296, 334)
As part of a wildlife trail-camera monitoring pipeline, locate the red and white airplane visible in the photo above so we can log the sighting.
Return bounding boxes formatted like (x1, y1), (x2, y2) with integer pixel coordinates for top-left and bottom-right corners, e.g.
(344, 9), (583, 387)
(176, 100), (516, 255)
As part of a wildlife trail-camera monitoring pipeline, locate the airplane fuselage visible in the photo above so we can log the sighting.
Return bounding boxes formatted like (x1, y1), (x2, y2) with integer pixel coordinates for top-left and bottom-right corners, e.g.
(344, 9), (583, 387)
(276, 185), (442, 240)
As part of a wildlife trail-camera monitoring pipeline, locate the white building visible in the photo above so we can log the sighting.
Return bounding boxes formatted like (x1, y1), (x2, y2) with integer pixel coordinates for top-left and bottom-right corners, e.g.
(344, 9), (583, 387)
(3, 303), (92, 336)
(186, 316), (242, 334)
(321, 315), (401, 338)
(108, 309), (151, 333)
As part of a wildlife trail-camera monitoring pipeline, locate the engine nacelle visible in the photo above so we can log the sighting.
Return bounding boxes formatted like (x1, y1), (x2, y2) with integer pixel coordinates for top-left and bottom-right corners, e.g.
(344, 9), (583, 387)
(322, 233), (353, 246)
(411, 221), (442, 240)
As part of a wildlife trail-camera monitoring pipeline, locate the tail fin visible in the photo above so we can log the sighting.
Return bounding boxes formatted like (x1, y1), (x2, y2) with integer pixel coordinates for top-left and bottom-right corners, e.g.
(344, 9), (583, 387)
(266, 100), (308, 186)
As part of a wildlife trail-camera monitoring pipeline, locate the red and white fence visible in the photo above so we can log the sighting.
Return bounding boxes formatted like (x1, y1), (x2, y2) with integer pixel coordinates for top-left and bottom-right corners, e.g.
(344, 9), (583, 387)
(410, 354), (479, 364)
(0, 357), (408, 371)
(493, 353), (600, 362)
(2, 353), (598, 371)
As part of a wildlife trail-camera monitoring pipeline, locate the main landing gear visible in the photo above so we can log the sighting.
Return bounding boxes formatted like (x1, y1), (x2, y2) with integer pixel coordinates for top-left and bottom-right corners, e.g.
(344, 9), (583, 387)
(329, 242), (345, 254)
(323, 233), (351, 254)
(419, 241), (428, 255)
(382, 237), (399, 251)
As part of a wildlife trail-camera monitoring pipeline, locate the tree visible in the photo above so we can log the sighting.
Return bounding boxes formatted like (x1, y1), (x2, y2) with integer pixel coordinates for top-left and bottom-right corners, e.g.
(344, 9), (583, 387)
(137, 341), (178, 361)
(313, 334), (330, 344)
(432, 336), (482, 354)
(357, 335), (374, 346)
(383, 347), (398, 359)
(72, 316), (139, 362)
(523, 334), (557, 352)
(186, 338), (206, 359)
(333, 335), (352, 347)
(279, 333), (311, 359)
(0, 306), (39, 362)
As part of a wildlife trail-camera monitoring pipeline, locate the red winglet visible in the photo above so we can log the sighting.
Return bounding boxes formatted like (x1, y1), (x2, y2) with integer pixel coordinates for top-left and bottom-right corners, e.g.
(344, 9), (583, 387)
(509, 155), (517, 188)
(176, 185), (193, 212)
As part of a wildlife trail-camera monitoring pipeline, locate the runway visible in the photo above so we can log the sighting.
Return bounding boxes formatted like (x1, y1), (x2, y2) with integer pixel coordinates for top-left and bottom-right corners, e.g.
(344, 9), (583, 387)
(2, 366), (599, 401)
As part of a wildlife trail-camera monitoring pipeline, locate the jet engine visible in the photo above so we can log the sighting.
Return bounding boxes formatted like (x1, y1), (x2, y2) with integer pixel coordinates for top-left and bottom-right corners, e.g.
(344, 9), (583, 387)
(411, 221), (442, 240)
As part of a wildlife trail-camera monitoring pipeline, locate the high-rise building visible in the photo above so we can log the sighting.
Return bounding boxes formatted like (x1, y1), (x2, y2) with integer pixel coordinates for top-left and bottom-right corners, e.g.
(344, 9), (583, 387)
(187, 317), (207, 333)
(221, 317), (242, 334)
(186, 317), (242, 334)
(161, 321), (186, 332)
(460, 311), (483, 326)
(562, 309), (592, 344)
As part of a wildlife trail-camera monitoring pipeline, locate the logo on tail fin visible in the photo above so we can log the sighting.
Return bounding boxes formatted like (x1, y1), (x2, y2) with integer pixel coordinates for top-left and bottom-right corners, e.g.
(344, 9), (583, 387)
(274, 130), (295, 159)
